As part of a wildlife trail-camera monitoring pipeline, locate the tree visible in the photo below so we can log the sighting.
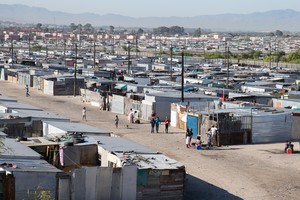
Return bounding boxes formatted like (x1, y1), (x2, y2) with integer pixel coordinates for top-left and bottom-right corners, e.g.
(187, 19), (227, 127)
(137, 28), (144, 35)
(193, 28), (201, 37)
(275, 30), (283, 37)
(169, 26), (184, 35)
(153, 26), (169, 35)
(32, 45), (46, 51)
(153, 26), (184, 36)
(77, 24), (82, 32)
(268, 32), (275, 37)
(249, 50), (262, 59)
(109, 26), (115, 34)
(70, 23), (77, 31)
(286, 49), (300, 63)
(36, 23), (42, 30)
(83, 23), (94, 33)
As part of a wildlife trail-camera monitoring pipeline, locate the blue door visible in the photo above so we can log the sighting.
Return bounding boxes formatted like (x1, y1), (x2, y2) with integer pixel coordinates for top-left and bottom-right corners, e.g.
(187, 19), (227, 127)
(187, 115), (198, 139)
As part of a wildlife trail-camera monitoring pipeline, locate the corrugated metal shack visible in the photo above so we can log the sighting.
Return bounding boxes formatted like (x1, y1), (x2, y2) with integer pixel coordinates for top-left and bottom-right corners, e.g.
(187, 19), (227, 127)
(0, 137), (63, 200)
(170, 101), (216, 131)
(7, 68), (28, 84)
(198, 108), (252, 146)
(96, 136), (185, 200)
(42, 75), (85, 96)
(144, 92), (218, 122)
(0, 101), (42, 113)
(197, 107), (294, 146)
(0, 105), (69, 138)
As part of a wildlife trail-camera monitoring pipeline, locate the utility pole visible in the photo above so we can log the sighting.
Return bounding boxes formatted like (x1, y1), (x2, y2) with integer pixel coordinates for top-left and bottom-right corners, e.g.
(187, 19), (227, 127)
(135, 33), (138, 57)
(79, 25), (82, 49)
(269, 42), (272, 68)
(93, 41), (96, 68)
(276, 41), (279, 68)
(159, 40), (162, 62)
(46, 39), (48, 58)
(203, 41), (206, 62)
(154, 35), (157, 56)
(170, 45), (173, 81)
(181, 51), (184, 102)
(28, 34), (31, 57)
(55, 26), (58, 50)
(63, 39), (66, 64)
(127, 41), (131, 74)
(226, 42), (230, 89)
(11, 38), (13, 68)
(111, 32), (115, 55)
(74, 43), (77, 96)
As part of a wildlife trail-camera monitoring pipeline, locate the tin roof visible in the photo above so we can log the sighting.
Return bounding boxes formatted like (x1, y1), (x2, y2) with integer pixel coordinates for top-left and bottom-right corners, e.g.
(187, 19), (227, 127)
(94, 136), (157, 154)
(1, 138), (43, 159)
(0, 95), (18, 102)
(13, 109), (70, 121)
(0, 158), (61, 173)
(0, 101), (42, 111)
(95, 136), (184, 170)
(20, 137), (60, 147)
(115, 152), (185, 170)
(43, 121), (110, 135)
(148, 91), (219, 99)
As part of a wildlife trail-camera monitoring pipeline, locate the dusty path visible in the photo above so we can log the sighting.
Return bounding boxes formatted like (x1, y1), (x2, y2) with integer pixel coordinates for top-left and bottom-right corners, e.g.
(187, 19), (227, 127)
(1, 80), (300, 200)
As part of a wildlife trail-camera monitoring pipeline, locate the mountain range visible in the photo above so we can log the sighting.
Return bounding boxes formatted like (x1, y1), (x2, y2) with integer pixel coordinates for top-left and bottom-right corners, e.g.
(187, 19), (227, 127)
(1, 4), (300, 32)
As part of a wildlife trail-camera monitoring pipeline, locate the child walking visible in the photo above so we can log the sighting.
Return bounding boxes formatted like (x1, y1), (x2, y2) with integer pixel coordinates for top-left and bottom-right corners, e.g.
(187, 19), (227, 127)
(115, 115), (119, 128)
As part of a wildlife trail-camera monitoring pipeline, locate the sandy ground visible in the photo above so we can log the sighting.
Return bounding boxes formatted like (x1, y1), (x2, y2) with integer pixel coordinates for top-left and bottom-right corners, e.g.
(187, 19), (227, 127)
(1, 80), (300, 200)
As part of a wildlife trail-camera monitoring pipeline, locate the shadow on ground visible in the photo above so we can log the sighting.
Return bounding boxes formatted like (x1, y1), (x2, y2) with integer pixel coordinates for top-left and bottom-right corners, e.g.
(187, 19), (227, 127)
(184, 174), (242, 200)
(261, 149), (300, 154)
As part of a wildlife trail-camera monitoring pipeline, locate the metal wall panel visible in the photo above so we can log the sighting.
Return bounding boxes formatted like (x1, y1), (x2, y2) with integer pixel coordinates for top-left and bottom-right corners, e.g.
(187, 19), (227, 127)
(187, 115), (199, 138)
(111, 94), (125, 114)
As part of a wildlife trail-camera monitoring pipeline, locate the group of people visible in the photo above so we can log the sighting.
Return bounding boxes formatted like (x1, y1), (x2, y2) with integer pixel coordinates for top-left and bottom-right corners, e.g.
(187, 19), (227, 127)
(185, 125), (218, 149)
(150, 112), (170, 133)
(206, 125), (218, 148)
(185, 128), (194, 148)
(284, 140), (294, 153)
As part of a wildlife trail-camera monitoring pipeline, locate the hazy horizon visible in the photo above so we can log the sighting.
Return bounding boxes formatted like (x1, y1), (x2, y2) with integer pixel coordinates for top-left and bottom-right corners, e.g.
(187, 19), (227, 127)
(1, 0), (300, 18)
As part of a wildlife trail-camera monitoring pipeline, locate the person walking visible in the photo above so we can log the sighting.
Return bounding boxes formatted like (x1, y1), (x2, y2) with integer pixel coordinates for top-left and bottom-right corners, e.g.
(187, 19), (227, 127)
(82, 107), (87, 121)
(127, 109), (134, 124)
(115, 115), (119, 128)
(186, 128), (192, 148)
(150, 116), (155, 133)
(164, 117), (170, 133)
(207, 128), (212, 149)
(25, 84), (30, 97)
(189, 128), (194, 147)
(155, 116), (160, 133)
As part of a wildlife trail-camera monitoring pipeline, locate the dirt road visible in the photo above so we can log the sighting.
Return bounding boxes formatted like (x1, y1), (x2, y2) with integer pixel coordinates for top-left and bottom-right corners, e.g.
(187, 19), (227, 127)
(1, 80), (300, 200)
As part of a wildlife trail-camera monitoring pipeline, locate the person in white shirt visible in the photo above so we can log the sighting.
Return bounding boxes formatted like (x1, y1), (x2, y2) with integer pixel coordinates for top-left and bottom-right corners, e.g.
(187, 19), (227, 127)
(82, 107), (87, 121)
(210, 125), (218, 146)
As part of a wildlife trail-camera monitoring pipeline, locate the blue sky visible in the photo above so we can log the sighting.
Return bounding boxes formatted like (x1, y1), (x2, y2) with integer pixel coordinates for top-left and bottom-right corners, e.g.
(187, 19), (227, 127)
(1, 0), (300, 17)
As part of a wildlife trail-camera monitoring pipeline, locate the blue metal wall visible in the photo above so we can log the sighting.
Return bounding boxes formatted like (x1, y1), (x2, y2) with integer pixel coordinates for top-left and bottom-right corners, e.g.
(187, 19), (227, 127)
(187, 115), (198, 139)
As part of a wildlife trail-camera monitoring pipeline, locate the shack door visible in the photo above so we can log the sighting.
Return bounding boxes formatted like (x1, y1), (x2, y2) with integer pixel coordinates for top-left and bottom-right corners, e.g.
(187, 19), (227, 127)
(187, 115), (198, 139)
